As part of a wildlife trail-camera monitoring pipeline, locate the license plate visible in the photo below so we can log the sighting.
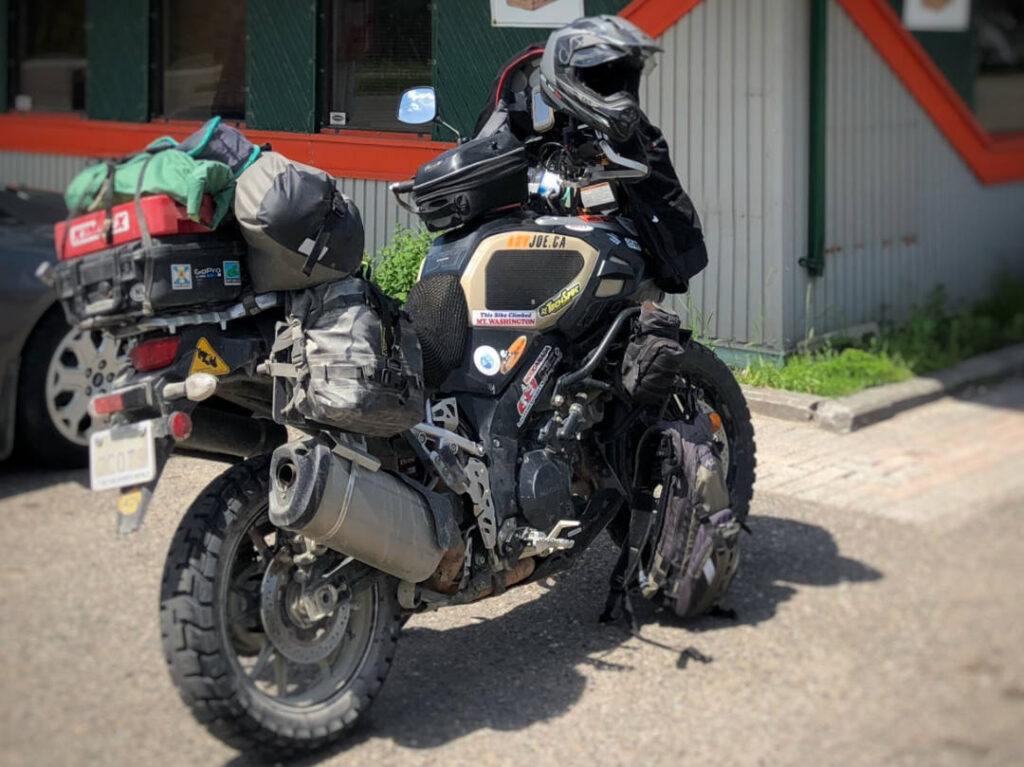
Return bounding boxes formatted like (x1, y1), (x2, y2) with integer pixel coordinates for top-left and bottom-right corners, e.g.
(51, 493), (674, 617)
(89, 420), (156, 491)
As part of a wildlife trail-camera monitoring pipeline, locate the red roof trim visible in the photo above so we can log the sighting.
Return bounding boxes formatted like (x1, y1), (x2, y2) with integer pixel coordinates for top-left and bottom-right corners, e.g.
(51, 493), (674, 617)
(620, 0), (703, 39)
(836, 0), (1024, 185)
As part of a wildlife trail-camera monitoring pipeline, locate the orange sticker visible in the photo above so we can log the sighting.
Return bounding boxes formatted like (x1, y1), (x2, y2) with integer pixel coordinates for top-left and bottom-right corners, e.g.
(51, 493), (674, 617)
(500, 335), (528, 375)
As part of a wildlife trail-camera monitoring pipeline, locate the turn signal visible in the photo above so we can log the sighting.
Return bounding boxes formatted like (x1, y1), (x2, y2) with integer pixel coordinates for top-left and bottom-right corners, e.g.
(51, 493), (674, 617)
(169, 411), (193, 441)
(709, 411), (723, 432)
(130, 337), (180, 372)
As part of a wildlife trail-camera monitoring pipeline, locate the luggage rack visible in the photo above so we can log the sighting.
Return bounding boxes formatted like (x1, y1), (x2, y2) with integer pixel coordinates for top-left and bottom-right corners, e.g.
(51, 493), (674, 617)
(96, 292), (282, 336)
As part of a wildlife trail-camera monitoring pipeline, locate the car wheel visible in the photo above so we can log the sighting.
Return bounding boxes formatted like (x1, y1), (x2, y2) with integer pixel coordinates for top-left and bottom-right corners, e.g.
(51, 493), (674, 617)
(16, 308), (129, 468)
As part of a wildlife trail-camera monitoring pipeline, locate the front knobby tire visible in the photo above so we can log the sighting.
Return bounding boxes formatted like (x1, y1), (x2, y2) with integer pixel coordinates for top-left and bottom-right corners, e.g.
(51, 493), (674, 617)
(159, 455), (402, 756)
(670, 341), (757, 521)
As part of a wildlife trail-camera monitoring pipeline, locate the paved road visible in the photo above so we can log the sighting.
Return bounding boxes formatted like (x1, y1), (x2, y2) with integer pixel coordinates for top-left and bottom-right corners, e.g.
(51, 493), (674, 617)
(1, 381), (1023, 767)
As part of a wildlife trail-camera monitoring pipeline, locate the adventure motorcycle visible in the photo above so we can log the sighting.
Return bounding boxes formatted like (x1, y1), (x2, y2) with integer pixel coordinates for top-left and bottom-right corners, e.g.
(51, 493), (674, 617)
(44, 19), (755, 757)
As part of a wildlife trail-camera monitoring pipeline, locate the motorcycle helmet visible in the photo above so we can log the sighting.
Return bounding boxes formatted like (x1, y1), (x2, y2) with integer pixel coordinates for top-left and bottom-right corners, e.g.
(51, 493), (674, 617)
(539, 15), (661, 142)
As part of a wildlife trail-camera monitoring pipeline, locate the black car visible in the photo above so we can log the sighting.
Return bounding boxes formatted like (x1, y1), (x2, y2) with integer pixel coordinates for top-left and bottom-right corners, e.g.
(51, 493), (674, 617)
(0, 186), (128, 467)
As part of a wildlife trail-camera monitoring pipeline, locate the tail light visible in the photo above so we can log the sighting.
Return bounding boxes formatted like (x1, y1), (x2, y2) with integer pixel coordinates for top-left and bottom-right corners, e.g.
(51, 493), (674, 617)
(130, 337), (181, 372)
(169, 411), (193, 441)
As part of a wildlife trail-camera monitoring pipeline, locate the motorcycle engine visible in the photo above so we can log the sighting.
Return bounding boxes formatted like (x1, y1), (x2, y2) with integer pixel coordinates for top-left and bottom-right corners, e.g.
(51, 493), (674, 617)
(517, 449), (573, 531)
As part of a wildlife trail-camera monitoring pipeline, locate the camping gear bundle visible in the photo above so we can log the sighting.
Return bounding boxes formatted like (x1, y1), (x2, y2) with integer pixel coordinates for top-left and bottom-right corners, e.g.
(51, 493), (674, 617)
(52, 117), (422, 438)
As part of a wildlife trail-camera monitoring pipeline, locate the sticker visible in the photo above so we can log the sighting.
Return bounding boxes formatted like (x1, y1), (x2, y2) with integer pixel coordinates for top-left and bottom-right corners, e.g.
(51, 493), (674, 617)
(538, 283), (581, 318)
(171, 264), (193, 290)
(500, 335), (528, 375)
(473, 346), (501, 377)
(69, 209), (131, 249)
(581, 182), (616, 209)
(564, 223), (593, 232)
(223, 260), (241, 286)
(472, 310), (537, 328)
(194, 266), (222, 280)
(189, 337), (231, 376)
(516, 345), (563, 427)
(117, 488), (143, 516)
(507, 233), (569, 249)
(625, 237), (642, 252)
(606, 233), (622, 246)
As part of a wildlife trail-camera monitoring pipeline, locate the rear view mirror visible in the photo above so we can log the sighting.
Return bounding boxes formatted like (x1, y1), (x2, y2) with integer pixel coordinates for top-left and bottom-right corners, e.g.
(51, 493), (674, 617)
(398, 87), (437, 125)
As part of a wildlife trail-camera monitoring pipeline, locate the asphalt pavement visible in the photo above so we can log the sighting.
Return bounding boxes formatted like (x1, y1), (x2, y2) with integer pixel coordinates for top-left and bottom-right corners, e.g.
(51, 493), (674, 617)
(1, 380), (1023, 767)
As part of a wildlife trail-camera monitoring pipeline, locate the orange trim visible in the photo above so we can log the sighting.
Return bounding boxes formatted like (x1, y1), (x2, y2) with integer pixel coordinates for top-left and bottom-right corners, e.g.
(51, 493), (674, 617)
(836, 0), (1024, 185)
(620, 0), (702, 39)
(0, 113), (453, 182)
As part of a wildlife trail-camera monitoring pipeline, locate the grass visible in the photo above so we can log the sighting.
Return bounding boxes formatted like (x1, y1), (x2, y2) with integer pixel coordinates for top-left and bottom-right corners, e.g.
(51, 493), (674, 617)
(736, 273), (1024, 397)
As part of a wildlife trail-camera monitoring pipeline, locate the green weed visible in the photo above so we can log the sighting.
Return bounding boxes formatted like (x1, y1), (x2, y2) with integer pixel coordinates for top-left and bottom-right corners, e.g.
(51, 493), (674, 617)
(736, 272), (1024, 396)
(364, 225), (434, 304)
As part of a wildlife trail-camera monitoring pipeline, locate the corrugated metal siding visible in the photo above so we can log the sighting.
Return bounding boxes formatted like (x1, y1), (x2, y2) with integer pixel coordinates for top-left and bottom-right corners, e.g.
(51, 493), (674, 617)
(789, 2), (1024, 345)
(642, 0), (807, 351)
(333, 177), (420, 257)
(0, 152), (91, 191)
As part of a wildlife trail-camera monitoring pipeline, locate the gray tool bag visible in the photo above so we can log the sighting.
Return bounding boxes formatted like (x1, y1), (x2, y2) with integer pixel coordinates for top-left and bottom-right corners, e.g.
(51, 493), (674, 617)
(234, 151), (365, 292)
(642, 415), (741, 618)
(267, 277), (426, 437)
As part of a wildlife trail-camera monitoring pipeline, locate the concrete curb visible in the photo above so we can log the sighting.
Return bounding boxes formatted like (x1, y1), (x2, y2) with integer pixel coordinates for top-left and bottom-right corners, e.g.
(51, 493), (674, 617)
(743, 343), (1024, 434)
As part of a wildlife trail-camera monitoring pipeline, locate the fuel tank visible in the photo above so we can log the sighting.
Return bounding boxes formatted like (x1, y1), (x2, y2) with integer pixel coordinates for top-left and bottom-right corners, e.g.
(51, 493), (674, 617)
(413, 215), (650, 396)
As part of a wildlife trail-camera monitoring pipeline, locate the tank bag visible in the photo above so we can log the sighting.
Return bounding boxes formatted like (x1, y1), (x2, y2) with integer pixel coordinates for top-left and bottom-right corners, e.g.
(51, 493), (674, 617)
(267, 277), (425, 438)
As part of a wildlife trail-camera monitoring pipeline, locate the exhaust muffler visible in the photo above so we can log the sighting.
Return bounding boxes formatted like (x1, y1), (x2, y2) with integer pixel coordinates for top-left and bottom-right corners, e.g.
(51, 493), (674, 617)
(269, 438), (451, 583)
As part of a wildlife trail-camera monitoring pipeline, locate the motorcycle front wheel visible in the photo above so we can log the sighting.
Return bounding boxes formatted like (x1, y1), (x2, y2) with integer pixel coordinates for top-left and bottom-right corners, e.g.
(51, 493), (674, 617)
(159, 455), (402, 756)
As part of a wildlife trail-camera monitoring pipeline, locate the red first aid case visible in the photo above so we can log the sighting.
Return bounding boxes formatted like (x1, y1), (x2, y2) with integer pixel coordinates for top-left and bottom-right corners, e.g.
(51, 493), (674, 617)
(54, 194), (214, 261)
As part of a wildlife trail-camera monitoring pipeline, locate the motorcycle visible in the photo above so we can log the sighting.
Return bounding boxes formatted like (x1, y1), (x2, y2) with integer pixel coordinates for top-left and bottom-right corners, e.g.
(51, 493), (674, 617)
(48, 83), (755, 755)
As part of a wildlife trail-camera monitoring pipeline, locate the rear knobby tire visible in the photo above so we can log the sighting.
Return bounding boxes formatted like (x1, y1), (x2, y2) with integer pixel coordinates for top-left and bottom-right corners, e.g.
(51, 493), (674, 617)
(159, 455), (402, 756)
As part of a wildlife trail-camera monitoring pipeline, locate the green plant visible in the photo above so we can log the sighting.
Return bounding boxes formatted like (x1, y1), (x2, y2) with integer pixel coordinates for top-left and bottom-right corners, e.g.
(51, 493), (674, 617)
(364, 225), (434, 303)
(735, 271), (1024, 397)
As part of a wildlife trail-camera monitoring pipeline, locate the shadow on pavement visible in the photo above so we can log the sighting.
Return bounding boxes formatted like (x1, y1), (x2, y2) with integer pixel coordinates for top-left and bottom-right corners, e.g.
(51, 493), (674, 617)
(230, 514), (882, 766)
(0, 459), (88, 502)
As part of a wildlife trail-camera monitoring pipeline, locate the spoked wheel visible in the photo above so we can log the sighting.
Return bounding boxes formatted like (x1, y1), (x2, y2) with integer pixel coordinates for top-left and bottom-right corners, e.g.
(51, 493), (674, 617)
(160, 456), (401, 756)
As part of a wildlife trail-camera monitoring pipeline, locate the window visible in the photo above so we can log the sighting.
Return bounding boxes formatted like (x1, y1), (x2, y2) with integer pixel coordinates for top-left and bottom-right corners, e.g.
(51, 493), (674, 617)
(10, 0), (86, 112)
(160, 0), (246, 120)
(975, 0), (1024, 133)
(325, 0), (433, 132)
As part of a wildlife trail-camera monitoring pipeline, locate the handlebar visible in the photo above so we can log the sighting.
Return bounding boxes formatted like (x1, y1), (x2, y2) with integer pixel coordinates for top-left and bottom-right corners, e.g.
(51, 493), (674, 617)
(389, 180), (418, 215)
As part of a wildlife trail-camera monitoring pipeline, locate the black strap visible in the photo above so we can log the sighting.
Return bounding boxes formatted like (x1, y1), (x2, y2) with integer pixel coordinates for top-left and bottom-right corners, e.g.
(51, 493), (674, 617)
(103, 161), (117, 246)
(600, 506), (655, 633)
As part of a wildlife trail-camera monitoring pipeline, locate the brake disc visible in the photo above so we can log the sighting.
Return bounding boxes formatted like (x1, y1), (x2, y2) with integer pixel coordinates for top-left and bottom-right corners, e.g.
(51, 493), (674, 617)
(260, 556), (351, 664)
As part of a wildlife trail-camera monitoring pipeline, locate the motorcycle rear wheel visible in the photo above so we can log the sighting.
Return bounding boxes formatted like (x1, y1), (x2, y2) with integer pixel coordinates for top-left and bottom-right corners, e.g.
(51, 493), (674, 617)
(159, 455), (401, 756)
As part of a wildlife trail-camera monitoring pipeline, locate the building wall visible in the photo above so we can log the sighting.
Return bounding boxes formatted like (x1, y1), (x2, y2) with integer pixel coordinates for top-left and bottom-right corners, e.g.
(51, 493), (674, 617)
(786, 1), (1024, 346)
(642, 0), (808, 353)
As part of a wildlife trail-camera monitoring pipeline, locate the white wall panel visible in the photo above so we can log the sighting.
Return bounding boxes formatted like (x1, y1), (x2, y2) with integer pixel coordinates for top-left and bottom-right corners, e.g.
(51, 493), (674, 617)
(641, 0), (808, 352)
(790, 2), (1024, 345)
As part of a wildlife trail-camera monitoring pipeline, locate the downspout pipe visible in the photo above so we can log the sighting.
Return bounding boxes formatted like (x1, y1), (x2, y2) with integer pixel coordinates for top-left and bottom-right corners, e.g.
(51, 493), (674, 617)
(801, 0), (828, 277)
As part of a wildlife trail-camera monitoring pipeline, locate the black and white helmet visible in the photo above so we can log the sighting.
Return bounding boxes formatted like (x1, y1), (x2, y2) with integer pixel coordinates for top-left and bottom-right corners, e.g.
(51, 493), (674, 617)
(539, 15), (661, 142)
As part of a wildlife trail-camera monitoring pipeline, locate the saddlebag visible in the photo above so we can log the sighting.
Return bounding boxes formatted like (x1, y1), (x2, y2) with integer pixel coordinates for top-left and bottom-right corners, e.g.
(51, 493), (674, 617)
(267, 277), (425, 437)
(234, 151), (364, 292)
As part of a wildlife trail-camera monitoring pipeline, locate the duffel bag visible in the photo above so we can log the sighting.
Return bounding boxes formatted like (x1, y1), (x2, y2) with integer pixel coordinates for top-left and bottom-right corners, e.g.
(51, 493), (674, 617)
(234, 151), (364, 292)
(267, 277), (425, 437)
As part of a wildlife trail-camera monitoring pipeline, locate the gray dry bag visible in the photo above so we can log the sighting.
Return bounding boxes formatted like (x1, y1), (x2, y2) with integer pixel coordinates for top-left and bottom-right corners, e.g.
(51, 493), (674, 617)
(234, 151), (364, 292)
